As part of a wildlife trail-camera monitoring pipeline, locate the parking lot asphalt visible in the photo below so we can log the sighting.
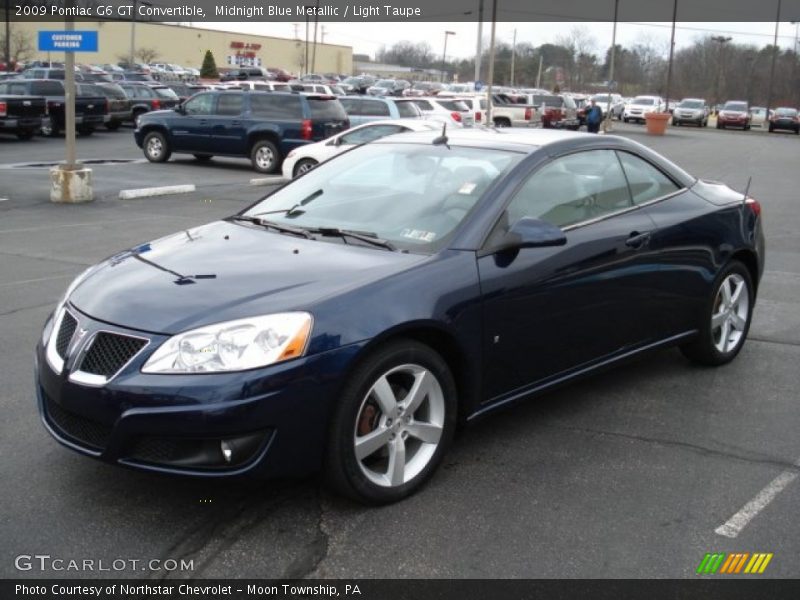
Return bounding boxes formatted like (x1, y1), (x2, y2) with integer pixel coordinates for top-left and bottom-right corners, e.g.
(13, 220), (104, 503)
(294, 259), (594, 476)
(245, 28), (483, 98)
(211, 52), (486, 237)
(1, 123), (799, 579)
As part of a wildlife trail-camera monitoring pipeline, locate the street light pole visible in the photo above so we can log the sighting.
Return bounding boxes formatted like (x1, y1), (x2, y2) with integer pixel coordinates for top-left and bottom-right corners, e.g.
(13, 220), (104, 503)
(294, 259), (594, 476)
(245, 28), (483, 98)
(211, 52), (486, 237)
(4, 0), (10, 70)
(474, 0), (483, 85)
(485, 0), (497, 125)
(711, 35), (732, 111)
(510, 28), (516, 86)
(765, 0), (782, 117)
(441, 30), (455, 83)
(663, 0), (678, 115)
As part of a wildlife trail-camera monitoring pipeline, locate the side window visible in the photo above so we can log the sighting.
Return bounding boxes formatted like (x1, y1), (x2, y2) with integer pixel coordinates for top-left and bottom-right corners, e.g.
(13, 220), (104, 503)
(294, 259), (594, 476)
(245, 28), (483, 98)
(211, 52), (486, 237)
(395, 101), (420, 118)
(338, 98), (360, 114)
(250, 94), (303, 119)
(215, 94), (243, 116)
(31, 81), (64, 95)
(617, 152), (679, 205)
(360, 100), (391, 117)
(135, 86), (155, 99)
(414, 100), (433, 111)
(339, 124), (403, 145)
(505, 150), (631, 229)
(184, 93), (214, 115)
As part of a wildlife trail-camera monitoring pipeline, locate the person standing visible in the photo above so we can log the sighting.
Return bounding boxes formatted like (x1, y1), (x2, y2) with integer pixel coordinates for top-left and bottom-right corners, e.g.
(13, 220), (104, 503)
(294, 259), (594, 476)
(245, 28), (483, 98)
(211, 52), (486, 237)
(585, 98), (603, 134)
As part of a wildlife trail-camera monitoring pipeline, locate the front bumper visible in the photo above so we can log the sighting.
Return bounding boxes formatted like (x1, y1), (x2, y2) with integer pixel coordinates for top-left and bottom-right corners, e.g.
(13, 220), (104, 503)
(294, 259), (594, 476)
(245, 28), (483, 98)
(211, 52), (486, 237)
(35, 306), (365, 479)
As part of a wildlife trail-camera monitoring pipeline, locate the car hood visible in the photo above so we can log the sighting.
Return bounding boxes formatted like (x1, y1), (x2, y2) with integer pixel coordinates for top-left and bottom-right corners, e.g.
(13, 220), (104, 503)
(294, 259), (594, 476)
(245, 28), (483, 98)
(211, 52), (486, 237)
(721, 110), (747, 116)
(69, 220), (425, 335)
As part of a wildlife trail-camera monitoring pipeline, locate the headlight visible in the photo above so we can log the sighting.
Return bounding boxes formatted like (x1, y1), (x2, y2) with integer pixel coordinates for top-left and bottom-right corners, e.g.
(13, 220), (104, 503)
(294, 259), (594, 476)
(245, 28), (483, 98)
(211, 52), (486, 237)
(141, 312), (313, 373)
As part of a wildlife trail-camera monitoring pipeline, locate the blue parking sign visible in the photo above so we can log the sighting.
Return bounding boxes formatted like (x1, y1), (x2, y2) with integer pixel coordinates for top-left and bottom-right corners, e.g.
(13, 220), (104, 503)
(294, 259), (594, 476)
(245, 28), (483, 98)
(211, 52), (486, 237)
(38, 31), (98, 52)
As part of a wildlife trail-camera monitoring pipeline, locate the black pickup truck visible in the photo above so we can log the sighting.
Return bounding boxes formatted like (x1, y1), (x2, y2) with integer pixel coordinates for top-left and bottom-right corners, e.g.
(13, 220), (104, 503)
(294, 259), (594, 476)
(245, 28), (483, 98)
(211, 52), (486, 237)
(0, 94), (46, 139)
(0, 79), (107, 136)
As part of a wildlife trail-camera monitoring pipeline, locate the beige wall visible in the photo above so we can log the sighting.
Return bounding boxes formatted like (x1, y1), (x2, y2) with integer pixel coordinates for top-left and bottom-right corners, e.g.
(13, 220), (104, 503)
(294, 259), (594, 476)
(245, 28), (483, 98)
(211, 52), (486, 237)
(12, 21), (352, 76)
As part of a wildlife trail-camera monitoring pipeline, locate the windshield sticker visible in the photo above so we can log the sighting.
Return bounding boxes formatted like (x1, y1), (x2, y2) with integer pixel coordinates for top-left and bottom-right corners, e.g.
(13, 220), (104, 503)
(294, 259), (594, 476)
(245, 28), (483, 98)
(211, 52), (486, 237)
(401, 229), (437, 242)
(458, 182), (477, 195)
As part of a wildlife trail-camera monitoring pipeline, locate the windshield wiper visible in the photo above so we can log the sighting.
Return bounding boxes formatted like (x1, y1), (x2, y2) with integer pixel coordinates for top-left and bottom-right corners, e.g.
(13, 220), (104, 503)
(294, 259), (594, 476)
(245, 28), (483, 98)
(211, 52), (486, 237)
(230, 215), (314, 239)
(308, 227), (397, 251)
(249, 189), (324, 218)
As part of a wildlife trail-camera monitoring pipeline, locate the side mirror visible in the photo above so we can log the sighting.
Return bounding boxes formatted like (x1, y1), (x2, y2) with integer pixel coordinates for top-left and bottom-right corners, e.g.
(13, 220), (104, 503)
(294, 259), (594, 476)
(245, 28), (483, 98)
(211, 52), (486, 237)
(498, 217), (567, 251)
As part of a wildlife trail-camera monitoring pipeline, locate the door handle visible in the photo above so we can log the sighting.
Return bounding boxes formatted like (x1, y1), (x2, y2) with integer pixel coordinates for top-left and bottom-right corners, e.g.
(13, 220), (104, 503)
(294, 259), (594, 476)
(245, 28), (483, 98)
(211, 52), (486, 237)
(625, 231), (651, 248)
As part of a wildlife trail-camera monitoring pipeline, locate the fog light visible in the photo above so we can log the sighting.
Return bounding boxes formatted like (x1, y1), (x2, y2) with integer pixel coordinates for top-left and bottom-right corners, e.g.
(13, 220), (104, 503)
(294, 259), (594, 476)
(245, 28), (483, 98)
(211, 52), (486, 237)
(220, 440), (233, 463)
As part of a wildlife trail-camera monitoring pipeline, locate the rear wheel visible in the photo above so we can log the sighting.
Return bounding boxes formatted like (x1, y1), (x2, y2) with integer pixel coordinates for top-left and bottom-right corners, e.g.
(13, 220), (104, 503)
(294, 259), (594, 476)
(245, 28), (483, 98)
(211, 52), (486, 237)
(250, 139), (280, 174)
(493, 118), (510, 128)
(143, 131), (171, 162)
(680, 261), (754, 366)
(77, 125), (94, 136)
(105, 120), (121, 131)
(292, 158), (318, 178)
(324, 340), (457, 504)
(16, 130), (35, 140)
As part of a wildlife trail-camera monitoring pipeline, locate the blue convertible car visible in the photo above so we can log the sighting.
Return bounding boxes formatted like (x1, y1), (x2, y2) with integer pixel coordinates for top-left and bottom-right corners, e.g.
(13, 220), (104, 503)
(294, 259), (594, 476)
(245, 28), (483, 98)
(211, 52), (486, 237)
(36, 129), (764, 503)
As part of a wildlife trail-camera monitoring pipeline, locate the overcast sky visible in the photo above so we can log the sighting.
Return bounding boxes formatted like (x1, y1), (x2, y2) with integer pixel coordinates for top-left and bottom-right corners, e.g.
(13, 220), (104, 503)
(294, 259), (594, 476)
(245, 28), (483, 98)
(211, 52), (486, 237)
(198, 21), (800, 59)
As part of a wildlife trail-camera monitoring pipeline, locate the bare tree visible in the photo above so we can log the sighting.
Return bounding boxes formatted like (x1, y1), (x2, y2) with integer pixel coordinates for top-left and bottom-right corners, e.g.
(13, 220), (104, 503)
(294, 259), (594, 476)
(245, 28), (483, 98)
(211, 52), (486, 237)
(136, 47), (160, 64)
(0, 29), (35, 66)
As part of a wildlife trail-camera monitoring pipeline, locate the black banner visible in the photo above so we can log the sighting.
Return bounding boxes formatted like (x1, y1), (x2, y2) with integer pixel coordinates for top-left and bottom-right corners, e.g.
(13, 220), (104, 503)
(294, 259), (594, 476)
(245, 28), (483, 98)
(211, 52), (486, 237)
(4, 579), (800, 600)
(5, 0), (800, 23)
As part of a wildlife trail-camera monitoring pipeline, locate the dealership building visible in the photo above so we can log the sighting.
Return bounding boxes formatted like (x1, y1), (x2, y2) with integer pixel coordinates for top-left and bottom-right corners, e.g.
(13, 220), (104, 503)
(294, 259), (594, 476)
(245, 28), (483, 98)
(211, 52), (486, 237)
(11, 21), (354, 76)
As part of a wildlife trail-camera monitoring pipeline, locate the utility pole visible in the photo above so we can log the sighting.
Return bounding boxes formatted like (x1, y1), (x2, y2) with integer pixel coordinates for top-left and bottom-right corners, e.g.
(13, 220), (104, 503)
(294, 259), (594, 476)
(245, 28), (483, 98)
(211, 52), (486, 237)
(474, 0), (484, 85)
(663, 0), (678, 116)
(536, 54), (543, 88)
(311, 0), (319, 74)
(129, 0), (138, 67)
(441, 30), (455, 83)
(510, 28), (516, 86)
(602, 0), (619, 133)
(485, 0), (497, 125)
(304, 12), (309, 76)
(765, 0), (782, 116)
(4, 0), (10, 70)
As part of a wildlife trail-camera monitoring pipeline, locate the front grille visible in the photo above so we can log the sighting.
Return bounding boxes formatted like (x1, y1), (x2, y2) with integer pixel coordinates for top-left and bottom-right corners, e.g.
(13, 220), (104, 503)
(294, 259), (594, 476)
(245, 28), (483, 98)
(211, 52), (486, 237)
(44, 394), (112, 450)
(79, 332), (147, 378)
(55, 311), (78, 359)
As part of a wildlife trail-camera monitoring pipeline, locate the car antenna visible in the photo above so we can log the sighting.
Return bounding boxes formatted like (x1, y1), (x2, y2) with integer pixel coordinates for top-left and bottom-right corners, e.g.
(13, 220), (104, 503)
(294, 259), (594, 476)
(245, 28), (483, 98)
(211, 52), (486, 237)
(432, 122), (449, 147)
(741, 176), (752, 205)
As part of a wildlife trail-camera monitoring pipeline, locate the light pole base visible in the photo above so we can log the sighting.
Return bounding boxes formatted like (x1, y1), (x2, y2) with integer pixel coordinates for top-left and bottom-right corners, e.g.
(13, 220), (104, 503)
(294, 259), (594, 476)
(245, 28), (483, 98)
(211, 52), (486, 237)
(50, 165), (94, 203)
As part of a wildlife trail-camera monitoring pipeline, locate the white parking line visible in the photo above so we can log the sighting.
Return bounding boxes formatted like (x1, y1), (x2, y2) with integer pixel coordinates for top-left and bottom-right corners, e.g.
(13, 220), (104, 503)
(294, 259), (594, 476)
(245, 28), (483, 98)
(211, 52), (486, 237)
(119, 185), (195, 200)
(715, 463), (799, 538)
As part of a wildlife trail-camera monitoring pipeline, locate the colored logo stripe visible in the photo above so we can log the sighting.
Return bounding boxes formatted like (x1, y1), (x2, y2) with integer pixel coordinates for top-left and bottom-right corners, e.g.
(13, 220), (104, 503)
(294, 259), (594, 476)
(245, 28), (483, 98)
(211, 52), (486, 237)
(697, 553), (773, 574)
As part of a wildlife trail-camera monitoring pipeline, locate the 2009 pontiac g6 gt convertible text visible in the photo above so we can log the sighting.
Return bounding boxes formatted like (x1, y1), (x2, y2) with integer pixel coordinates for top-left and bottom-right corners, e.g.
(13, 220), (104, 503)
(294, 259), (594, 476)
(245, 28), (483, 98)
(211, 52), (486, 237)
(36, 129), (764, 503)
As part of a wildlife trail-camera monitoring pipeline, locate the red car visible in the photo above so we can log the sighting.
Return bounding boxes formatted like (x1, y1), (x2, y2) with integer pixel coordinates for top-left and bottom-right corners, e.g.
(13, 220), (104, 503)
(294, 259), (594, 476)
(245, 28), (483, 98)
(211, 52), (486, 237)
(267, 67), (292, 82)
(768, 107), (800, 134)
(717, 100), (751, 130)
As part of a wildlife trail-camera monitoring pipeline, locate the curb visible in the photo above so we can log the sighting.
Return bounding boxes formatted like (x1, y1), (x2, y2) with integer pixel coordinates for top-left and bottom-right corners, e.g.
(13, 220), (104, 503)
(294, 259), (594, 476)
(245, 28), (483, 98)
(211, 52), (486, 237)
(119, 185), (196, 200)
(250, 176), (286, 186)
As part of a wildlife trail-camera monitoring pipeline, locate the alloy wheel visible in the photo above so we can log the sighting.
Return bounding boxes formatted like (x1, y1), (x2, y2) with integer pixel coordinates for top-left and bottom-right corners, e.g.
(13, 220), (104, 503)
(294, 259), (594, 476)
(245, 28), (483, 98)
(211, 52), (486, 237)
(353, 363), (445, 488)
(711, 273), (750, 354)
(256, 146), (274, 171)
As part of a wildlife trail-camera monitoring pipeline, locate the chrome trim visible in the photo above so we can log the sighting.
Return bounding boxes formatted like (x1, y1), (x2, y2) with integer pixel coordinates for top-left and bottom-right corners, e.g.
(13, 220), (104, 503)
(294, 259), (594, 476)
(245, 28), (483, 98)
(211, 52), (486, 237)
(69, 329), (151, 387)
(45, 306), (72, 374)
(561, 188), (687, 232)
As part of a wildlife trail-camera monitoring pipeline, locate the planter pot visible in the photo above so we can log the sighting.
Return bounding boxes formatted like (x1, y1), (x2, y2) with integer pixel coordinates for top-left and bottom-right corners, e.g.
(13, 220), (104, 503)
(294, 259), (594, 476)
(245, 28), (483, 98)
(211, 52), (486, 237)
(645, 112), (671, 135)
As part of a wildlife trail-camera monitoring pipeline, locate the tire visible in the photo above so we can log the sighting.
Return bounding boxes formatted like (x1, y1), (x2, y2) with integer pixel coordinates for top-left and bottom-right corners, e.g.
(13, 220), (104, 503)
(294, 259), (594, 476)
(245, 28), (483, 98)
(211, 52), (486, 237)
(292, 158), (318, 178)
(744, 123), (750, 131)
(77, 125), (94, 136)
(672, 119), (680, 126)
(324, 340), (458, 504)
(680, 261), (754, 366)
(16, 130), (35, 140)
(250, 139), (280, 174)
(193, 154), (213, 162)
(105, 120), (121, 131)
(493, 118), (510, 128)
(41, 116), (60, 137)
(623, 117), (629, 123)
(142, 131), (171, 163)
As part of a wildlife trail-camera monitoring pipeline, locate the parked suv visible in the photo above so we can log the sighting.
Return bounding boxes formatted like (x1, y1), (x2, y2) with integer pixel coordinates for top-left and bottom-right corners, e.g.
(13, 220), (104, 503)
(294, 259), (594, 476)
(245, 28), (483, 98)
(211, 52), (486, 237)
(671, 98), (709, 127)
(338, 96), (422, 127)
(623, 95), (665, 123)
(134, 91), (350, 173)
(717, 100), (751, 130)
(119, 82), (180, 124)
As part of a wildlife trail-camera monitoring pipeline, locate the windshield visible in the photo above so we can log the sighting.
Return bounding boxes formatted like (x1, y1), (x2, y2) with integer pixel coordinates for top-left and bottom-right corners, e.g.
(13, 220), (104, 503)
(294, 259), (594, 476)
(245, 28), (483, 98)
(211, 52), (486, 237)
(154, 87), (179, 99)
(775, 108), (797, 116)
(375, 80), (395, 88)
(632, 97), (655, 105)
(678, 100), (704, 108)
(242, 143), (523, 252)
(724, 102), (747, 111)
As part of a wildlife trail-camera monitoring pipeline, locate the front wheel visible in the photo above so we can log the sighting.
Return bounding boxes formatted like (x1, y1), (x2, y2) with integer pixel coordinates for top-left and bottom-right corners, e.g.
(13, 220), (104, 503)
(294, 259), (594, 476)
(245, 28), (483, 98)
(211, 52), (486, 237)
(143, 131), (171, 163)
(324, 340), (458, 504)
(41, 116), (60, 137)
(680, 261), (754, 366)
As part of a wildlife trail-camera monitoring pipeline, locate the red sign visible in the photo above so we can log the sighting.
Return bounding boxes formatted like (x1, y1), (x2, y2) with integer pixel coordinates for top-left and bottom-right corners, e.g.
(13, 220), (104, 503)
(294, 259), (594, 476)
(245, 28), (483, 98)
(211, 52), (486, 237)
(230, 42), (262, 51)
